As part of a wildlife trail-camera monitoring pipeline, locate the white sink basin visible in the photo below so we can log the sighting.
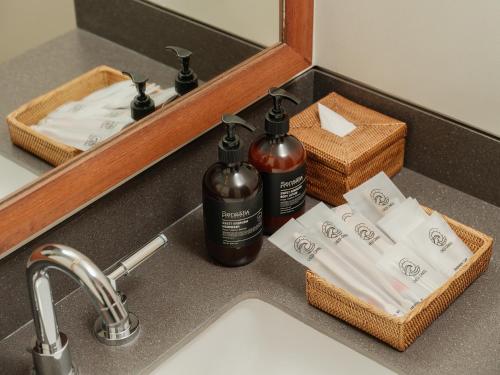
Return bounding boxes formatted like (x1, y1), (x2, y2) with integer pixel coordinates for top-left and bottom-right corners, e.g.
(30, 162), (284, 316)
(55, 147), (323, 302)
(148, 298), (397, 375)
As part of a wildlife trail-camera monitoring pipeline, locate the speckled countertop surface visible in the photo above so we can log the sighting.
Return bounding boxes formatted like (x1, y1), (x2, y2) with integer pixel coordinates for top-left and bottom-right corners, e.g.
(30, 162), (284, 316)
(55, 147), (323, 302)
(0, 168), (498, 375)
(0, 29), (180, 175)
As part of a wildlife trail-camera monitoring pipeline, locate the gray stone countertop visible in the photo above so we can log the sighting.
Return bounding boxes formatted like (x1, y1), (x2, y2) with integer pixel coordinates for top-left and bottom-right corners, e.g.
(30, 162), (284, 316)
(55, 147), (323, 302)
(0, 29), (180, 175)
(0, 168), (498, 375)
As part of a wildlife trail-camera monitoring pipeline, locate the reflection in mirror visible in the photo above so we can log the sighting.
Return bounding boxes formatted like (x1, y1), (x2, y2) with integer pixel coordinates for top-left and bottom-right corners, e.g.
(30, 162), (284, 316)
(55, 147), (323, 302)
(0, 154), (38, 198)
(147, 0), (280, 47)
(0, 0), (281, 202)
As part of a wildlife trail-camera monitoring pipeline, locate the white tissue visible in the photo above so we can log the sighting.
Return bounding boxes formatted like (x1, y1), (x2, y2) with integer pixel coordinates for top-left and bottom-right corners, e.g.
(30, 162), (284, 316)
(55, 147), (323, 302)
(318, 103), (356, 137)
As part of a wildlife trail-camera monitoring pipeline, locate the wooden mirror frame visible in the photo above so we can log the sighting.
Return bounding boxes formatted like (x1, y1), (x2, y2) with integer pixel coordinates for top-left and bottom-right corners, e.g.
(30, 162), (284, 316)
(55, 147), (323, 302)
(0, 0), (314, 256)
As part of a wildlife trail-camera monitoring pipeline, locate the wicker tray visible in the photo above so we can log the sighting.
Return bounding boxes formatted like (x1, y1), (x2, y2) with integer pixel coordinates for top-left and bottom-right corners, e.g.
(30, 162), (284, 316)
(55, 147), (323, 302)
(306, 208), (494, 351)
(290, 92), (407, 206)
(6, 65), (128, 166)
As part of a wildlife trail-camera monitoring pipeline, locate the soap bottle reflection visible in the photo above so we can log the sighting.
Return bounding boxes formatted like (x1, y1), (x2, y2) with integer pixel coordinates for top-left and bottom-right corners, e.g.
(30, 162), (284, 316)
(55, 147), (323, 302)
(165, 45), (199, 98)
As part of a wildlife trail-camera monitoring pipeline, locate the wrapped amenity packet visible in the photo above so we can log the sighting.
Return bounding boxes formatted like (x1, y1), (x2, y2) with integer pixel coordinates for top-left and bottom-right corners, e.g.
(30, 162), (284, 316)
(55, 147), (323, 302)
(332, 206), (393, 255)
(298, 203), (417, 313)
(376, 243), (448, 301)
(377, 197), (429, 243)
(334, 203), (353, 223)
(269, 218), (405, 315)
(404, 211), (473, 276)
(344, 172), (405, 223)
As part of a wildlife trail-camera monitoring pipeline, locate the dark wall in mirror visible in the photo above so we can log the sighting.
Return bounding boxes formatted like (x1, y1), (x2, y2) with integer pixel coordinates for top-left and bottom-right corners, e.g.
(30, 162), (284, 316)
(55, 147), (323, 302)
(75, 0), (270, 81)
(146, 0), (280, 46)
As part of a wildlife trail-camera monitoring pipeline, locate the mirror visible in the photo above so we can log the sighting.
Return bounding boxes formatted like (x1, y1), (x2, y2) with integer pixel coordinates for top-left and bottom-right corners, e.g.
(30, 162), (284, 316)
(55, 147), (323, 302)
(0, 0), (312, 257)
(146, 0), (281, 47)
(0, 0), (281, 200)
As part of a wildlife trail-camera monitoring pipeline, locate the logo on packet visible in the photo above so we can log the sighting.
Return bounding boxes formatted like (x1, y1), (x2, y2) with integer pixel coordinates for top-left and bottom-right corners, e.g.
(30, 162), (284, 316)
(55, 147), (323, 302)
(341, 213), (352, 222)
(429, 228), (447, 246)
(398, 258), (426, 282)
(294, 236), (320, 261)
(428, 228), (452, 252)
(370, 189), (390, 206)
(369, 188), (395, 212)
(321, 221), (346, 244)
(354, 223), (375, 241)
(101, 120), (120, 130)
(84, 134), (100, 148)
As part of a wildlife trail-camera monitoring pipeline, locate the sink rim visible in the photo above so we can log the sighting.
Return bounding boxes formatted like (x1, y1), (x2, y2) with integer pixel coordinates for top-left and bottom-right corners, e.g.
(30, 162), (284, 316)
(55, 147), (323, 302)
(141, 292), (401, 375)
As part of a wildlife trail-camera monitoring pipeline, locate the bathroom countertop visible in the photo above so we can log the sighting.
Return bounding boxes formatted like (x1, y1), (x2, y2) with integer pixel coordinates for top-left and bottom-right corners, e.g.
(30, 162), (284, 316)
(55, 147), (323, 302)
(0, 29), (181, 175)
(0, 168), (498, 375)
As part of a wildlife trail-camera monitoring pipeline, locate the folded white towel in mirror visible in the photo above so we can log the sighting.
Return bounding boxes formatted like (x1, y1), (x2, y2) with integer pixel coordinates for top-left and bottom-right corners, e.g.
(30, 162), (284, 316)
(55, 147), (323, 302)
(31, 81), (177, 151)
(318, 103), (356, 137)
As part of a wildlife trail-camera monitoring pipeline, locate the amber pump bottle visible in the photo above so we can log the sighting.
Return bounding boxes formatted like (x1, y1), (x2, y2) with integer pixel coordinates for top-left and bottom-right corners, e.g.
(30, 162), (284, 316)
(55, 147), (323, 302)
(249, 88), (306, 234)
(202, 114), (263, 267)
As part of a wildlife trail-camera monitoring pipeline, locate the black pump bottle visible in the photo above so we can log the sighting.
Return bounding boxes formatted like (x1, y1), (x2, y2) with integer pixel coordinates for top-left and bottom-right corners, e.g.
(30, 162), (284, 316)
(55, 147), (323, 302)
(249, 88), (306, 235)
(165, 46), (199, 96)
(122, 71), (155, 121)
(202, 114), (263, 267)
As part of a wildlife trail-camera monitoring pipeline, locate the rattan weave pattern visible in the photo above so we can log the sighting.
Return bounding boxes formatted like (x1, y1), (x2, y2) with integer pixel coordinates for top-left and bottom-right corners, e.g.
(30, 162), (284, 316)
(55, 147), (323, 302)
(6, 66), (128, 166)
(306, 209), (494, 351)
(290, 92), (407, 205)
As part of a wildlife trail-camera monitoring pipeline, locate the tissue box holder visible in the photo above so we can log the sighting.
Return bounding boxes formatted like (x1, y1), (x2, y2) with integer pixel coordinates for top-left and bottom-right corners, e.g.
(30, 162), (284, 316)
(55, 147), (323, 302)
(290, 92), (407, 206)
(6, 65), (128, 166)
(306, 208), (494, 351)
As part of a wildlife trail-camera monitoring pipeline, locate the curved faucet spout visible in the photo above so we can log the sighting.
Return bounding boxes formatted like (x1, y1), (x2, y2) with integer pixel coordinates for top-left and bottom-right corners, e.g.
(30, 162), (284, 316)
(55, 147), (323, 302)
(27, 244), (138, 375)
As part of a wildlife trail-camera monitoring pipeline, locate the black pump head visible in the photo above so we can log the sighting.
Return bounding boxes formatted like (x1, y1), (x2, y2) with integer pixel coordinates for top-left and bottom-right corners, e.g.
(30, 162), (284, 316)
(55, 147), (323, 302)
(166, 46), (199, 95)
(218, 114), (256, 165)
(123, 71), (155, 121)
(265, 87), (301, 135)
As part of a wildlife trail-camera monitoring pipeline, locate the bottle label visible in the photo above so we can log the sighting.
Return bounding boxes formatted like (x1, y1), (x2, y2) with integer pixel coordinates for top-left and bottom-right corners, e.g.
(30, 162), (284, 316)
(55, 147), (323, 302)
(203, 189), (263, 247)
(261, 164), (306, 217)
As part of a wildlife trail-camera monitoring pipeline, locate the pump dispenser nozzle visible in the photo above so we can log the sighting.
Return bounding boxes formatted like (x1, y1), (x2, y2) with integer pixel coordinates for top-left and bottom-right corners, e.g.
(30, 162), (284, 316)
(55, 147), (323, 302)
(265, 87), (301, 135)
(218, 114), (255, 165)
(122, 71), (155, 121)
(166, 46), (199, 95)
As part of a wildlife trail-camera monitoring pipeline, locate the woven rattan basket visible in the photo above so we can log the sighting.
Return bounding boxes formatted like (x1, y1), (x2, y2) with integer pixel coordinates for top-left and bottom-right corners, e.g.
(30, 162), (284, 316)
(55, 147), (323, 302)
(6, 65), (128, 166)
(306, 208), (494, 351)
(290, 93), (407, 206)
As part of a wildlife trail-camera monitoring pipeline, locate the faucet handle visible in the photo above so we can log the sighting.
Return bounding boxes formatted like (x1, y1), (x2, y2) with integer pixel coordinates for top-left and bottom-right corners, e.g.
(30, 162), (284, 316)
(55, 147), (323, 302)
(94, 234), (167, 346)
(107, 234), (168, 287)
(93, 234), (167, 347)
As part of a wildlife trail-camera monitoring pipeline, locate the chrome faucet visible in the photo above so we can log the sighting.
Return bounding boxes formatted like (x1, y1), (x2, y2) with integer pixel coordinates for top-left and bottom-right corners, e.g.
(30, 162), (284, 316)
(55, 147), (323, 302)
(26, 234), (167, 375)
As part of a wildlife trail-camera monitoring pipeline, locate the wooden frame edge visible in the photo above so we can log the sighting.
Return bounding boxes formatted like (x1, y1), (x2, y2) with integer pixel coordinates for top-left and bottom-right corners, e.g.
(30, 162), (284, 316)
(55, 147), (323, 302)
(0, 0), (314, 255)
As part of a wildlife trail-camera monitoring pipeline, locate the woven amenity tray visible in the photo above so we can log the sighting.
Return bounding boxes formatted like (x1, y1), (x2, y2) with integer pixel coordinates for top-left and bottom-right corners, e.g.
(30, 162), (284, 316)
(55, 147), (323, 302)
(306, 208), (494, 351)
(290, 92), (407, 206)
(6, 65), (128, 166)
